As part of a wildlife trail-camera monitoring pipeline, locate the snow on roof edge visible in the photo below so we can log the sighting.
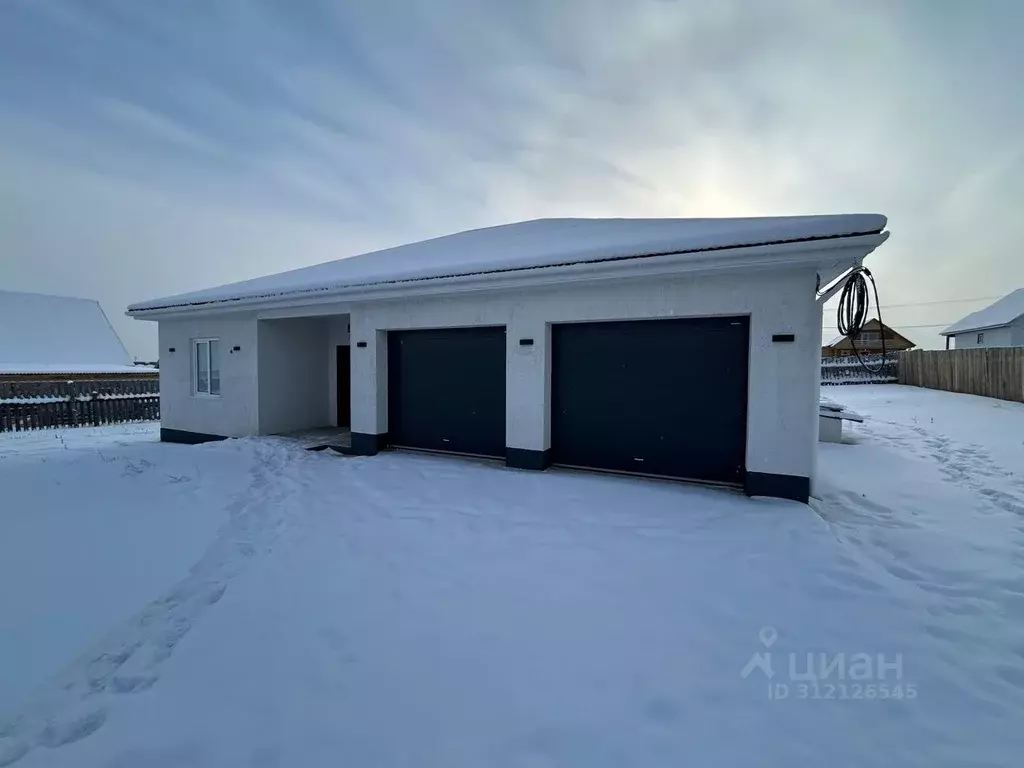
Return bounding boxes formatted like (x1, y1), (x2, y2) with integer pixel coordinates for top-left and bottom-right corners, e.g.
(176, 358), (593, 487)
(96, 298), (133, 363)
(0, 290), (136, 369)
(940, 321), (1012, 336)
(129, 218), (887, 314)
(0, 288), (101, 304)
(940, 288), (1024, 335)
(0, 364), (155, 375)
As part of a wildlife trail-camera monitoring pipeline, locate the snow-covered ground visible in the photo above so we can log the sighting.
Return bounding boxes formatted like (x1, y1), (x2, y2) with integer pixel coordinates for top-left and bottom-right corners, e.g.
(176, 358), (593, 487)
(0, 425), (253, 718)
(1, 386), (1023, 767)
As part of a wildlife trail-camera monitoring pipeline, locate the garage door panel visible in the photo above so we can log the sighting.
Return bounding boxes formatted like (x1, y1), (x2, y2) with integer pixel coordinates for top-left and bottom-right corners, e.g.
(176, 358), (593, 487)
(388, 327), (506, 457)
(551, 317), (748, 484)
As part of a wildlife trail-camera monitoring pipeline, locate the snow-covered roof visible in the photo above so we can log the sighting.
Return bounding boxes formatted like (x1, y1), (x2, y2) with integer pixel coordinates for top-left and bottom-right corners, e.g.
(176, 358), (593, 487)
(823, 319), (906, 349)
(0, 290), (136, 374)
(0, 363), (149, 375)
(941, 289), (1024, 336)
(129, 214), (887, 313)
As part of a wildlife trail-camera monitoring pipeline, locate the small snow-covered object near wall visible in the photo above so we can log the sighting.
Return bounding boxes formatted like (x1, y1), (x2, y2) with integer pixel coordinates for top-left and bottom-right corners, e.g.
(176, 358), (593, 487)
(819, 400), (866, 443)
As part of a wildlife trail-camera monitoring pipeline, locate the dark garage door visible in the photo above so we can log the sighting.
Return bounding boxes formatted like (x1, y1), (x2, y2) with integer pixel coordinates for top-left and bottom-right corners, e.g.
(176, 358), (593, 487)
(388, 327), (506, 457)
(551, 317), (749, 484)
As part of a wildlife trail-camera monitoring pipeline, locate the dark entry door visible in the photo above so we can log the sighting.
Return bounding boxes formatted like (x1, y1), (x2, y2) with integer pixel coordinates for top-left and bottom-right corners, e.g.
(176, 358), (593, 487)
(551, 316), (749, 484)
(336, 345), (351, 428)
(388, 327), (506, 457)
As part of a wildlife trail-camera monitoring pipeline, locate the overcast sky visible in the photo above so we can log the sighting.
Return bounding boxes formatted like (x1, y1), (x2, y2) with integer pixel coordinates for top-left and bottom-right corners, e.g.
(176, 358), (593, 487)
(1, 0), (1021, 358)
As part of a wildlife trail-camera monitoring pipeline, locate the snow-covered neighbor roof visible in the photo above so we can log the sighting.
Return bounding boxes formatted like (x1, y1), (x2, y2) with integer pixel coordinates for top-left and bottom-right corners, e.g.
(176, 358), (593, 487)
(823, 319), (913, 349)
(0, 290), (139, 375)
(129, 214), (887, 313)
(941, 288), (1024, 336)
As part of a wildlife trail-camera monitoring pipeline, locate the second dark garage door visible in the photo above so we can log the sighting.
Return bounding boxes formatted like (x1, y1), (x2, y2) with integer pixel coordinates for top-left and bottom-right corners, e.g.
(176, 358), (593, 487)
(388, 327), (506, 458)
(551, 316), (749, 484)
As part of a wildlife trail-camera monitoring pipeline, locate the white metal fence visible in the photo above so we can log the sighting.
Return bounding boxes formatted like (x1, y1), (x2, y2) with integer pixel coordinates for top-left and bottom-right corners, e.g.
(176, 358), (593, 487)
(821, 353), (900, 386)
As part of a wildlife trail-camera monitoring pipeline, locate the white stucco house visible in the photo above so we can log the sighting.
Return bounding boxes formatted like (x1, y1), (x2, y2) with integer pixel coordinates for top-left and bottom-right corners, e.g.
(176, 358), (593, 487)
(128, 215), (889, 503)
(0, 289), (144, 377)
(940, 289), (1024, 349)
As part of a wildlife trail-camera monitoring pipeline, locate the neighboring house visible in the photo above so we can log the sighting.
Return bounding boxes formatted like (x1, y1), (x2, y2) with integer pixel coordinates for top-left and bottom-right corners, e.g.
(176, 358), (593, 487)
(821, 318), (915, 358)
(940, 289), (1024, 349)
(0, 290), (153, 379)
(128, 214), (890, 503)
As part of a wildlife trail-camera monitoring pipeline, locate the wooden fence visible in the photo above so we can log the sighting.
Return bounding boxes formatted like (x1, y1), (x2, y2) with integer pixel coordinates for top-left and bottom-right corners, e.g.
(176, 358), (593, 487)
(821, 352), (900, 386)
(898, 348), (1024, 403)
(0, 378), (160, 432)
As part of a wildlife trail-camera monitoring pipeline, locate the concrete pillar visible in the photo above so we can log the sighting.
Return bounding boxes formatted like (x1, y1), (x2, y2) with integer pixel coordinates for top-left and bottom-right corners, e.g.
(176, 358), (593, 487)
(350, 322), (388, 455)
(505, 317), (550, 469)
(743, 274), (818, 503)
(805, 303), (825, 497)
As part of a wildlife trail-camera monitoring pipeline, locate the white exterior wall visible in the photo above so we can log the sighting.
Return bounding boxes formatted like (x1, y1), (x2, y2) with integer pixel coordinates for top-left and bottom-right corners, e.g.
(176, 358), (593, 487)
(349, 268), (822, 483)
(256, 318), (329, 434)
(157, 315), (259, 438)
(158, 313), (348, 438)
(156, 268), (829, 486)
(952, 325), (1015, 349)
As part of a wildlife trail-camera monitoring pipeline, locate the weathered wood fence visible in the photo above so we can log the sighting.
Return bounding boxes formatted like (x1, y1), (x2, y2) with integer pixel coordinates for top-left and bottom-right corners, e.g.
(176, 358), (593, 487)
(898, 348), (1024, 403)
(0, 378), (160, 432)
(821, 352), (900, 385)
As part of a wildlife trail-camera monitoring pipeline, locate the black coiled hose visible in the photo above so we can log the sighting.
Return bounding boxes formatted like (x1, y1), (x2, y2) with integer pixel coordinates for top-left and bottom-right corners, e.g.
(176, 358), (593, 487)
(836, 266), (886, 374)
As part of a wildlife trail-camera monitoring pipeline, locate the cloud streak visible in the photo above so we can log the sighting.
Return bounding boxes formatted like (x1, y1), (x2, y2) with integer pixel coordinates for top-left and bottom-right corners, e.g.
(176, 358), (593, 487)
(0, 0), (1021, 356)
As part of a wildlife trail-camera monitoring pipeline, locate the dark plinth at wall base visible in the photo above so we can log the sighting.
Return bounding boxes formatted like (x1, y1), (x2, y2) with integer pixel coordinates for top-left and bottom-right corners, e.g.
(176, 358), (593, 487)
(350, 432), (389, 456)
(745, 472), (810, 503)
(160, 428), (228, 445)
(506, 447), (551, 471)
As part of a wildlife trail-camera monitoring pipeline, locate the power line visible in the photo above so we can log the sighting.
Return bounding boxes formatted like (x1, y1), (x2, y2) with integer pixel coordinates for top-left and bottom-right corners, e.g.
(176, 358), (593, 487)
(821, 295), (1002, 331)
(821, 295), (1001, 310)
(822, 323), (952, 330)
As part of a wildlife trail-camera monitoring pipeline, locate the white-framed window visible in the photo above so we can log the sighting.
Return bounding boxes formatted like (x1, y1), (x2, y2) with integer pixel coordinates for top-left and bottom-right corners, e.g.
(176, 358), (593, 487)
(859, 330), (880, 342)
(977, 332), (985, 344)
(193, 338), (221, 396)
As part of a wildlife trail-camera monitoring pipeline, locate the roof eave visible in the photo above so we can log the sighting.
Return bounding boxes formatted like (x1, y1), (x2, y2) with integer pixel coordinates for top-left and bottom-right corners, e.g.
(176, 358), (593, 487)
(128, 231), (888, 321)
(940, 321), (1013, 336)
